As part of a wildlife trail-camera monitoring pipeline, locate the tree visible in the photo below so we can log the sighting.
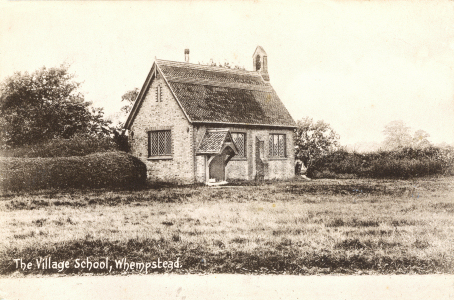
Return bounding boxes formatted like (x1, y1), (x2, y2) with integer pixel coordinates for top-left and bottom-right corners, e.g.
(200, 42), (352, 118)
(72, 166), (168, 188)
(382, 120), (412, 150)
(120, 88), (139, 116)
(106, 88), (139, 152)
(0, 64), (110, 148)
(382, 120), (432, 150)
(412, 129), (431, 149)
(294, 117), (340, 170)
(108, 88), (139, 131)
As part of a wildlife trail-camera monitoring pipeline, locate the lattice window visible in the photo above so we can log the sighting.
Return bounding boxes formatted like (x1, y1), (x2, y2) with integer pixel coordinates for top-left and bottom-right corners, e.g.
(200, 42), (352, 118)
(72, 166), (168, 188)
(278, 134), (285, 157)
(231, 132), (246, 157)
(148, 130), (171, 156)
(269, 134), (286, 158)
(269, 135), (275, 157)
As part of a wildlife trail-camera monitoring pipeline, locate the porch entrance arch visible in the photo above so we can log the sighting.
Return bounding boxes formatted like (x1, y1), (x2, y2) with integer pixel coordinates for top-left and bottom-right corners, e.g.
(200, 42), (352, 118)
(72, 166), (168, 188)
(196, 129), (239, 183)
(208, 145), (236, 182)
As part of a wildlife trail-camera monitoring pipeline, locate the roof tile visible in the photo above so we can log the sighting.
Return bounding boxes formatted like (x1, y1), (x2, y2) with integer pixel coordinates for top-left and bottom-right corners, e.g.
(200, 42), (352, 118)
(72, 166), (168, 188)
(197, 130), (236, 154)
(157, 59), (296, 128)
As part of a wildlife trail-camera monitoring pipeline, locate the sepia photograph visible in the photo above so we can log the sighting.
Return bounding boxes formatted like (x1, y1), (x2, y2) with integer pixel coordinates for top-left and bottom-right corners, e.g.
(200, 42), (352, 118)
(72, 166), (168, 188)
(0, 0), (453, 299)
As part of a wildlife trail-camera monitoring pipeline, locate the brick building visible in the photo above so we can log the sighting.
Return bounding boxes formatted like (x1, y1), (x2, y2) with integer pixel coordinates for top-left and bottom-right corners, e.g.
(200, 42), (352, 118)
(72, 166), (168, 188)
(124, 46), (296, 184)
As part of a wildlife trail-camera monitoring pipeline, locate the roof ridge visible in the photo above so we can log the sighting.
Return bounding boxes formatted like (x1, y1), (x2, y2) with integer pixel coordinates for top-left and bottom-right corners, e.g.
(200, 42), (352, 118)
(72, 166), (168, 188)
(156, 58), (261, 77)
(168, 77), (273, 92)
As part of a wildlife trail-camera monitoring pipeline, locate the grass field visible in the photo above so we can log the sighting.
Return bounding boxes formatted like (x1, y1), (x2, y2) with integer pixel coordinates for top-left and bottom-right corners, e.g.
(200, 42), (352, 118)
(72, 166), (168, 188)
(1, 176), (453, 276)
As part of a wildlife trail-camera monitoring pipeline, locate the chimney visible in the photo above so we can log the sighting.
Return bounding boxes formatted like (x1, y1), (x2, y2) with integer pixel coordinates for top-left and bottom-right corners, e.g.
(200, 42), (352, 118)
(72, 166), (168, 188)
(184, 49), (190, 63)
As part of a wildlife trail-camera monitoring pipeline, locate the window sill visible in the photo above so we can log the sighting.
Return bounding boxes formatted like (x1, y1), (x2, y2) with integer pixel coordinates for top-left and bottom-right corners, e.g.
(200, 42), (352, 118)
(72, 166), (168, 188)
(231, 157), (247, 161)
(268, 157), (288, 161)
(147, 156), (173, 160)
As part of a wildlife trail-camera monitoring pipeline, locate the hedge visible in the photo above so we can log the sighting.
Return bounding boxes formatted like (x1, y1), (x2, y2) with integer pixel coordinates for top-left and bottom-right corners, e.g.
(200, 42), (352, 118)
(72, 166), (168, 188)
(307, 147), (454, 179)
(0, 134), (119, 158)
(0, 152), (147, 191)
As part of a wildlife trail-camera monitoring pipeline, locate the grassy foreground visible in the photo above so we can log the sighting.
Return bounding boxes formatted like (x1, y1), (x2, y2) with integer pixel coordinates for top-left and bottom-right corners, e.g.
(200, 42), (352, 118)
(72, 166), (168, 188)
(1, 177), (453, 276)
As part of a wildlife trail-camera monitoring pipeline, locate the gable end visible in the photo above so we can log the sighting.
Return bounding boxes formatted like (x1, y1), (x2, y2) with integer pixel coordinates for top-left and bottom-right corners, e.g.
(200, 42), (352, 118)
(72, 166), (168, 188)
(124, 61), (192, 130)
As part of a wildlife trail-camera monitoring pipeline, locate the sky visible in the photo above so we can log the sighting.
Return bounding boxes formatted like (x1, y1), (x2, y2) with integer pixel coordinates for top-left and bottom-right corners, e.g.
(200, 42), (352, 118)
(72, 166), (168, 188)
(1, 0), (454, 148)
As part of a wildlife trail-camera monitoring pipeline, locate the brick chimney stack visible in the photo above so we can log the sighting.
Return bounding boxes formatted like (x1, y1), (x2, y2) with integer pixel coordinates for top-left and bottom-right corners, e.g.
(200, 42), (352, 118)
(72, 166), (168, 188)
(185, 49), (190, 63)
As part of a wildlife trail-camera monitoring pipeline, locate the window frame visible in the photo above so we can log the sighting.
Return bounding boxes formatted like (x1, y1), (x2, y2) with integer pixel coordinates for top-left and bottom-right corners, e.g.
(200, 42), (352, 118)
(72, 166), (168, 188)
(231, 132), (247, 159)
(268, 133), (287, 159)
(148, 130), (172, 158)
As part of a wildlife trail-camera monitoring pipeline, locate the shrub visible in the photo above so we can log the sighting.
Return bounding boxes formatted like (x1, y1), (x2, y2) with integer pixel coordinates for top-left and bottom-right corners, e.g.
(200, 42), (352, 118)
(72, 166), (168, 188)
(0, 152), (146, 191)
(308, 147), (454, 179)
(363, 157), (443, 178)
(0, 134), (119, 158)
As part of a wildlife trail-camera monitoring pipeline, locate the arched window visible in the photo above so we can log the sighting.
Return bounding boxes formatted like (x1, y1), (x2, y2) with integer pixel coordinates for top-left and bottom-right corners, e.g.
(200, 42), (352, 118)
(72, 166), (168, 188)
(255, 55), (261, 71)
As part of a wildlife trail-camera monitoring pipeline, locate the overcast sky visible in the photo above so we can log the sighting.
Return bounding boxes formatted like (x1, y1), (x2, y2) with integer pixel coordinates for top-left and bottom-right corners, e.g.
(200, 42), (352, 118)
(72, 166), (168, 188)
(1, 0), (453, 147)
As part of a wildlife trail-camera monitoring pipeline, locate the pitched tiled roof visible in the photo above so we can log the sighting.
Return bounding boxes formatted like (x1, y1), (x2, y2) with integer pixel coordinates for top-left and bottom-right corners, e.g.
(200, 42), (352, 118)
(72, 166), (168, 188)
(157, 60), (296, 128)
(124, 59), (296, 129)
(196, 130), (238, 154)
(158, 61), (266, 88)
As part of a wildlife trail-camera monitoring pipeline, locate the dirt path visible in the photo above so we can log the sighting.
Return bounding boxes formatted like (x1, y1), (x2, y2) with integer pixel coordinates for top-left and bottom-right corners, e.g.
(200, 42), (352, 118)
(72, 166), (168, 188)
(1, 274), (453, 300)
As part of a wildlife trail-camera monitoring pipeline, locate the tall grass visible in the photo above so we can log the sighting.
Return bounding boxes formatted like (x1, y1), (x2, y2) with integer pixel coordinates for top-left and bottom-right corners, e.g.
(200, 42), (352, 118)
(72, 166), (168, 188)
(1, 177), (453, 275)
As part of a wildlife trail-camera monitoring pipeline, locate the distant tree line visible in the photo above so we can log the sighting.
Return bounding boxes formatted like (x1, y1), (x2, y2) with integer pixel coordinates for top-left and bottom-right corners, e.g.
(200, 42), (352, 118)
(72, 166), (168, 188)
(382, 120), (432, 150)
(294, 118), (453, 178)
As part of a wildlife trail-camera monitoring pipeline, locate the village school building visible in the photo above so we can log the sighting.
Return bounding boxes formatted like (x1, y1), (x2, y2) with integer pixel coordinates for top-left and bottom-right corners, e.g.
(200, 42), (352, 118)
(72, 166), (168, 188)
(124, 46), (297, 184)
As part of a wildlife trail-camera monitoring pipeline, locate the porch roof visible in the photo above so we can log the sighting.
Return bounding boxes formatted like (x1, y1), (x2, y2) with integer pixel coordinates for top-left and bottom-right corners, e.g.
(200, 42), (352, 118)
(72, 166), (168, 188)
(196, 129), (238, 155)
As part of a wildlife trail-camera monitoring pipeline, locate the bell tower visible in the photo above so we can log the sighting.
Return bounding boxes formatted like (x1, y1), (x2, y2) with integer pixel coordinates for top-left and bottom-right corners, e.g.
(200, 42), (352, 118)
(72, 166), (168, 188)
(252, 46), (269, 82)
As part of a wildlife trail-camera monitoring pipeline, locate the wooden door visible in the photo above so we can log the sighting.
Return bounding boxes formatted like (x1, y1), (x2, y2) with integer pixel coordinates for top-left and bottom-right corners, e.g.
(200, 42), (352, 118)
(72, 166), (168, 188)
(209, 153), (225, 182)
